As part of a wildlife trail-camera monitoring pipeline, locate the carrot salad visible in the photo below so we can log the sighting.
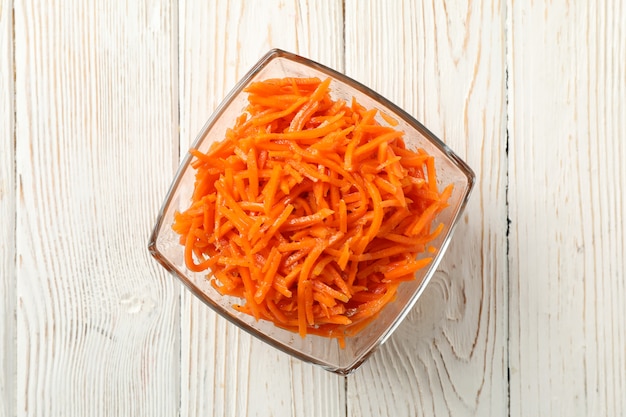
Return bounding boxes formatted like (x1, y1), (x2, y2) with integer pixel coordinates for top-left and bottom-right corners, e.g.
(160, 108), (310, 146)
(173, 77), (453, 346)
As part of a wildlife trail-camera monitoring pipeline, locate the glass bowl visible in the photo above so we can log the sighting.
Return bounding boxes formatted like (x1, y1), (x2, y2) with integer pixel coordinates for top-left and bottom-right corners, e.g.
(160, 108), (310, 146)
(148, 49), (475, 375)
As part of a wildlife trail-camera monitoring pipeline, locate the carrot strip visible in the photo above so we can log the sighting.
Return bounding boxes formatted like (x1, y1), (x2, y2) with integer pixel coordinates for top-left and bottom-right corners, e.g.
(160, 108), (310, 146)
(312, 281), (350, 303)
(283, 208), (334, 231)
(338, 199), (348, 233)
(297, 280), (308, 336)
(304, 280), (315, 326)
(363, 179), (384, 244)
(353, 131), (403, 159)
(426, 156), (438, 192)
(254, 247), (281, 304)
(313, 291), (337, 308)
(247, 147), (259, 199)
(383, 257), (433, 281)
(249, 96), (309, 126)
(380, 110), (399, 126)
(262, 164), (282, 215)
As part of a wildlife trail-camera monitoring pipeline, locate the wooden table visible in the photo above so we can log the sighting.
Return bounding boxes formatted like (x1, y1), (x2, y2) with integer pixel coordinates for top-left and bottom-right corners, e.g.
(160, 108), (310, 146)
(2, 1), (624, 416)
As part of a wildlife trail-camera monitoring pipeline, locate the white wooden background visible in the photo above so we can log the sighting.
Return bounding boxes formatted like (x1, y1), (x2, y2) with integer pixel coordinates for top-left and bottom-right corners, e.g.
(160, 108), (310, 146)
(1, 0), (624, 416)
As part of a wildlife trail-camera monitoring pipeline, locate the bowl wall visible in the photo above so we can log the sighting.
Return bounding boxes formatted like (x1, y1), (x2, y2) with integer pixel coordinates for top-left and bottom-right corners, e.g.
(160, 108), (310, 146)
(149, 49), (475, 374)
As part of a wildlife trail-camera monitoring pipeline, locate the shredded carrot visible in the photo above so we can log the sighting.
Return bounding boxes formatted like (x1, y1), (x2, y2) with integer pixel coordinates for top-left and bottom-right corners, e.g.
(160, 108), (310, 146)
(172, 77), (452, 346)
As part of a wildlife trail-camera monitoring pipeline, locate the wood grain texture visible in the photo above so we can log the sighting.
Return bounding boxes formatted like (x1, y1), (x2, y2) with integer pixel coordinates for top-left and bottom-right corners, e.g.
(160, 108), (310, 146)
(5, 0), (625, 415)
(14, 1), (180, 415)
(1, 1), (16, 416)
(344, 1), (508, 416)
(508, 1), (626, 416)
(177, 1), (347, 416)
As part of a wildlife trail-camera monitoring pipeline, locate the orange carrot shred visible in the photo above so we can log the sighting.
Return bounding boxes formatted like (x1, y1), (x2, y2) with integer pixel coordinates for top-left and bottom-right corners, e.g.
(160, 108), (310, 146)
(172, 77), (453, 347)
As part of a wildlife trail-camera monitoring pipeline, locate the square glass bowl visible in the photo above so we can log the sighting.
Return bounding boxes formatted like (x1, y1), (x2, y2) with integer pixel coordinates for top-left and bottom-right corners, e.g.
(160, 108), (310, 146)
(149, 49), (475, 375)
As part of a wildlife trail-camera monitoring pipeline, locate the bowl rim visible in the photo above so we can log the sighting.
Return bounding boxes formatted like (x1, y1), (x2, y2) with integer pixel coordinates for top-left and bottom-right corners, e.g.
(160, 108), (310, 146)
(148, 48), (476, 374)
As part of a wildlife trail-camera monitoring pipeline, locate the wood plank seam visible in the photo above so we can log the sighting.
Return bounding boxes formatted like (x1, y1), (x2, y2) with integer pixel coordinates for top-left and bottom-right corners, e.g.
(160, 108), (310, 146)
(1, 0), (17, 416)
(505, 2), (512, 417)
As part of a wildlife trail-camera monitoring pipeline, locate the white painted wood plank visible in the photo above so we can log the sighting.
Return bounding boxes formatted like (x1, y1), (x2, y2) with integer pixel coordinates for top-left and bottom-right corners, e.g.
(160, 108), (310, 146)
(344, 1), (508, 416)
(508, 1), (626, 416)
(14, 1), (180, 415)
(0, 1), (16, 416)
(177, 1), (346, 416)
